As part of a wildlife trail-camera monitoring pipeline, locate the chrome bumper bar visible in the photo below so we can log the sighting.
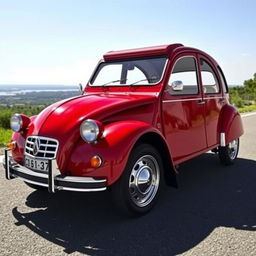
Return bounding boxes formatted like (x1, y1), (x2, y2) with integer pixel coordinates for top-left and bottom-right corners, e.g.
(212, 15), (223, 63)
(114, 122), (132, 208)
(3, 149), (107, 193)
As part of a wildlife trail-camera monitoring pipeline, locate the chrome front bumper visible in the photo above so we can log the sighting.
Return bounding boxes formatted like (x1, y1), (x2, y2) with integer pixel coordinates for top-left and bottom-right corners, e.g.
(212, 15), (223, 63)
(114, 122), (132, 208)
(3, 149), (107, 193)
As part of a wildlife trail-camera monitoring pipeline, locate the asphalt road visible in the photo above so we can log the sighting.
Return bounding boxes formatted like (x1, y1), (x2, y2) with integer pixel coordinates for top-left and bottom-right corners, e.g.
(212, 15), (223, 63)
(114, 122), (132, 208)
(0, 114), (256, 256)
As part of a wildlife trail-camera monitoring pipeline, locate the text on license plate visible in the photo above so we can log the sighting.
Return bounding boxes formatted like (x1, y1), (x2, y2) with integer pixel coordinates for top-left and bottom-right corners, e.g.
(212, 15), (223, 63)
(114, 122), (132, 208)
(25, 156), (49, 172)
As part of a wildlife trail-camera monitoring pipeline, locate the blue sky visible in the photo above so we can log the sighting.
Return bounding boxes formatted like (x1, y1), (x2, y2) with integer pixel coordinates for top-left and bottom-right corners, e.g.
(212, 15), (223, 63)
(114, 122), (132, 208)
(0, 0), (255, 85)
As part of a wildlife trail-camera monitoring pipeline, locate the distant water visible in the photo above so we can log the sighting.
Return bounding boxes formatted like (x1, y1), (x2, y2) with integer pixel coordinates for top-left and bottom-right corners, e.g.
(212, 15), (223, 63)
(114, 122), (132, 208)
(0, 84), (241, 96)
(0, 84), (79, 96)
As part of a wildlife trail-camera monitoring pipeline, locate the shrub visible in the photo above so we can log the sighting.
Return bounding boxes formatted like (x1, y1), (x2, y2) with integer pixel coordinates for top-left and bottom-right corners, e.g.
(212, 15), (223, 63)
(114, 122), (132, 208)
(0, 106), (45, 129)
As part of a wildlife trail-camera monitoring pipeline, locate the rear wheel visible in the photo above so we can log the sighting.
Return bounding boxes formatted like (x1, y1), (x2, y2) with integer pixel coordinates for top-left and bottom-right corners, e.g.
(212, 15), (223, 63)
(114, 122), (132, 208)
(111, 144), (163, 216)
(219, 138), (239, 165)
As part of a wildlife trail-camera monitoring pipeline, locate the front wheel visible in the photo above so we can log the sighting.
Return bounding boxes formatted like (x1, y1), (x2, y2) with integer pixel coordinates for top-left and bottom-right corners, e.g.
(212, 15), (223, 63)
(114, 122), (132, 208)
(111, 144), (163, 216)
(219, 138), (239, 165)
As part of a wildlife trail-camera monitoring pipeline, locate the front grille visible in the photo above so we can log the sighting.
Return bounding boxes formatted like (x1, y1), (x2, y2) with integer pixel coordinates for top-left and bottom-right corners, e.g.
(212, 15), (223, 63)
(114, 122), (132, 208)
(25, 136), (59, 159)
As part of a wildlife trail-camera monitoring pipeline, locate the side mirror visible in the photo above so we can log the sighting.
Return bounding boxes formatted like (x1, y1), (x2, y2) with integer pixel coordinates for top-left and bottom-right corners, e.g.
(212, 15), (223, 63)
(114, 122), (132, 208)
(78, 83), (83, 94)
(171, 80), (183, 91)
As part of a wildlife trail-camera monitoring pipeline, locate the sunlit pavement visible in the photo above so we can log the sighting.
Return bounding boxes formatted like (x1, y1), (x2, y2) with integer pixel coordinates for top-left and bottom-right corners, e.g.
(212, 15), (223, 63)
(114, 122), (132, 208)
(0, 113), (255, 256)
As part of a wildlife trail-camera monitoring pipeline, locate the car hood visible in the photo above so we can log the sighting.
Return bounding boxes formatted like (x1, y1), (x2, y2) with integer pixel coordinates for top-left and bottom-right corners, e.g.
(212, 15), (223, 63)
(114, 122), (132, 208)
(27, 93), (157, 170)
(30, 93), (157, 135)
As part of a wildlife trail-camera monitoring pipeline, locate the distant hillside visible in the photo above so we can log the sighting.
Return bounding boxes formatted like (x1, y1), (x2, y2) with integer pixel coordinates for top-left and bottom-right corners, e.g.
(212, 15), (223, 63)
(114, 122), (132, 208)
(0, 85), (80, 106)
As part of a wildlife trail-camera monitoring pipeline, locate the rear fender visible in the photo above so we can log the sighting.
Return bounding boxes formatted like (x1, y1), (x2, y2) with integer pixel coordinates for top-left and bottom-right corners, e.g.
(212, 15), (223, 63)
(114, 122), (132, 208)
(218, 104), (244, 145)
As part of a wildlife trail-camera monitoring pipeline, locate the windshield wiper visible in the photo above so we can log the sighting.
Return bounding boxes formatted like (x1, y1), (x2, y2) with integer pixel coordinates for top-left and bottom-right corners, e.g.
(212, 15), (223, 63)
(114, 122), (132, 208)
(130, 79), (149, 85)
(101, 79), (127, 86)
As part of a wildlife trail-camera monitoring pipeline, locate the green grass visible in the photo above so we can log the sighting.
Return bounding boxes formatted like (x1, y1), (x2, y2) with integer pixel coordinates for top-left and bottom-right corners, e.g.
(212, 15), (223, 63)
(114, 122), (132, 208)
(238, 104), (256, 113)
(0, 128), (12, 147)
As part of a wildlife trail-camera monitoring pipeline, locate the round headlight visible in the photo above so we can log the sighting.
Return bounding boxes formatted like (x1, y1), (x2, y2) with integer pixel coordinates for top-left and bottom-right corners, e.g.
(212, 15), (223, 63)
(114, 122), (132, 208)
(10, 114), (23, 132)
(80, 119), (100, 143)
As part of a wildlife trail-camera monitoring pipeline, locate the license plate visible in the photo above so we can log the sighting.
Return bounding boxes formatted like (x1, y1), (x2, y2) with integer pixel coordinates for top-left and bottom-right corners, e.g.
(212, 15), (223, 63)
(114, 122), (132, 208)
(25, 156), (49, 172)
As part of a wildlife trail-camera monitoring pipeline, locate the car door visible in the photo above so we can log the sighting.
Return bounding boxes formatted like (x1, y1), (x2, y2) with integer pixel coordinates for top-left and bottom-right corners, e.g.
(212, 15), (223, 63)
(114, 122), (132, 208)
(198, 56), (225, 147)
(162, 53), (207, 164)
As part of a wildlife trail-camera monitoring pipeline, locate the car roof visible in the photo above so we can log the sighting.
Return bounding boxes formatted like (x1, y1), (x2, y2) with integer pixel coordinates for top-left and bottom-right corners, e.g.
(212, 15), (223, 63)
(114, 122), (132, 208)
(103, 43), (184, 61)
(103, 43), (219, 67)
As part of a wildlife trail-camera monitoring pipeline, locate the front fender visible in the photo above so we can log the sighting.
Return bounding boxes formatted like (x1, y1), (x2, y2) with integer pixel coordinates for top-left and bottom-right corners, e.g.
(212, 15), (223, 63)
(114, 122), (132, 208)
(68, 121), (166, 186)
(218, 104), (244, 144)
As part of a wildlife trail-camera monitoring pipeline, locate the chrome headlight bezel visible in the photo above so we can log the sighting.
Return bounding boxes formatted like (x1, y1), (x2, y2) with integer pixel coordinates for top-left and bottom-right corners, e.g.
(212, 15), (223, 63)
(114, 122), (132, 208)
(10, 114), (23, 132)
(80, 119), (100, 143)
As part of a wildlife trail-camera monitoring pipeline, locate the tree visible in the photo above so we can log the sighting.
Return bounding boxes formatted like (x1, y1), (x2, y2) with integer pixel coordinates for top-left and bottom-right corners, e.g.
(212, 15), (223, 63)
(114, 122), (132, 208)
(244, 73), (256, 101)
(229, 87), (244, 107)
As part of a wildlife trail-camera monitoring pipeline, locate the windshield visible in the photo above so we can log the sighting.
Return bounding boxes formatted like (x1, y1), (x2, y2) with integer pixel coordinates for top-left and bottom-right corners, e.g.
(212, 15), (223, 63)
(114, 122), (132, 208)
(90, 57), (167, 86)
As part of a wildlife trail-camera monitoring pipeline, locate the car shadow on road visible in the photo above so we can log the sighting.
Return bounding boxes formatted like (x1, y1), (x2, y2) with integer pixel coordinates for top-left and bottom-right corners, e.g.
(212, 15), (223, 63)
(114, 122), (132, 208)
(12, 153), (256, 256)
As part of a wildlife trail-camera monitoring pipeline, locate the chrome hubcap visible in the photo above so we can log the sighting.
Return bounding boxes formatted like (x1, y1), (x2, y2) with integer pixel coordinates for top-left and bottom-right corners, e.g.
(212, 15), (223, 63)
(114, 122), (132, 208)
(228, 139), (239, 160)
(129, 155), (160, 208)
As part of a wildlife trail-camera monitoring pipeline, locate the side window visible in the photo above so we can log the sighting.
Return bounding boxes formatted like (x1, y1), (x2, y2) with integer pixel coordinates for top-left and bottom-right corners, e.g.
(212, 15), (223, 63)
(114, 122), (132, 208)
(168, 56), (198, 95)
(200, 59), (220, 94)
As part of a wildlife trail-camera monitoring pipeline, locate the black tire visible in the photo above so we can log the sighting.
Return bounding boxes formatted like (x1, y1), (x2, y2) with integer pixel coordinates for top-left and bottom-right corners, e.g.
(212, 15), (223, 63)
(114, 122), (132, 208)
(24, 182), (47, 191)
(111, 144), (163, 216)
(219, 138), (239, 165)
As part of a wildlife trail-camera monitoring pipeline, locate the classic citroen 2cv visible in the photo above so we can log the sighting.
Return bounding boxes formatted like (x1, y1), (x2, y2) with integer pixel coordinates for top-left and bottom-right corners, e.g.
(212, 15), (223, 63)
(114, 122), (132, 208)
(4, 43), (243, 215)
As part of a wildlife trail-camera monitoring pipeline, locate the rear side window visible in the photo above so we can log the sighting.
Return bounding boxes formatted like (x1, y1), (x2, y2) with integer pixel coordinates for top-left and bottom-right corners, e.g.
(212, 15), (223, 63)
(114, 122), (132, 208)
(217, 66), (228, 93)
(200, 59), (220, 94)
(168, 56), (199, 95)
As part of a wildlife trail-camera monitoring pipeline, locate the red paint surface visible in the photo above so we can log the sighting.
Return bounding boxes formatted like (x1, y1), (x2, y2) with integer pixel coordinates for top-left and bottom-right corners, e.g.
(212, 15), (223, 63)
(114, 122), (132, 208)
(11, 43), (244, 185)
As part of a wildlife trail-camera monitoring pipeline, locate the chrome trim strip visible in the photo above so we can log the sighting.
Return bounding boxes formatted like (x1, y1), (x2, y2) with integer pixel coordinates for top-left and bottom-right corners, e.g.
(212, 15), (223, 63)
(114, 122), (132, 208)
(220, 132), (226, 147)
(55, 176), (107, 183)
(25, 147), (58, 155)
(8, 161), (106, 184)
(35, 144), (58, 148)
(5, 157), (107, 192)
(162, 98), (200, 103)
(37, 150), (58, 154)
(5, 149), (11, 180)
(25, 135), (59, 160)
(27, 135), (59, 141)
(86, 92), (160, 96)
(48, 160), (55, 193)
(162, 96), (224, 103)
(56, 187), (106, 192)
(204, 96), (223, 100)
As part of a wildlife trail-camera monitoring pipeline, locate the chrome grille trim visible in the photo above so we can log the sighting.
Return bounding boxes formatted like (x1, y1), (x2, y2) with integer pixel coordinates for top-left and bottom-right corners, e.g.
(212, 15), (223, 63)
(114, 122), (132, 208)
(25, 136), (59, 160)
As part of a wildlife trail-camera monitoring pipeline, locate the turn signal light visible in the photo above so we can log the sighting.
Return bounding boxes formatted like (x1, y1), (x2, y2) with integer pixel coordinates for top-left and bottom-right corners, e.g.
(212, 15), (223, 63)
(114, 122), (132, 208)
(90, 155), (102, 168)
(7, 141), (16, 151)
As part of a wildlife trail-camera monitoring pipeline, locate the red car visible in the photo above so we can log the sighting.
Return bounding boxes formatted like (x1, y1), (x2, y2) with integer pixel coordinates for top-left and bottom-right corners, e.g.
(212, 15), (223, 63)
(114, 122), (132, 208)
(4, 43), (244, 215)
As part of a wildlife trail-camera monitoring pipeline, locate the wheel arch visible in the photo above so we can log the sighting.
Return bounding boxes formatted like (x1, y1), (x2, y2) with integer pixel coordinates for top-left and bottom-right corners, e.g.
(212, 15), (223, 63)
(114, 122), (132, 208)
(134, 132), (177, 188)
(69, 121), (177, 188)
(218, 104), (244, 145)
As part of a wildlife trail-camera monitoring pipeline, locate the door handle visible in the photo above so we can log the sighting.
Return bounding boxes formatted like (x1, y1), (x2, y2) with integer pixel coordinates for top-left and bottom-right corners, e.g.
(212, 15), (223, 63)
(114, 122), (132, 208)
(197, 100), (205, 105)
